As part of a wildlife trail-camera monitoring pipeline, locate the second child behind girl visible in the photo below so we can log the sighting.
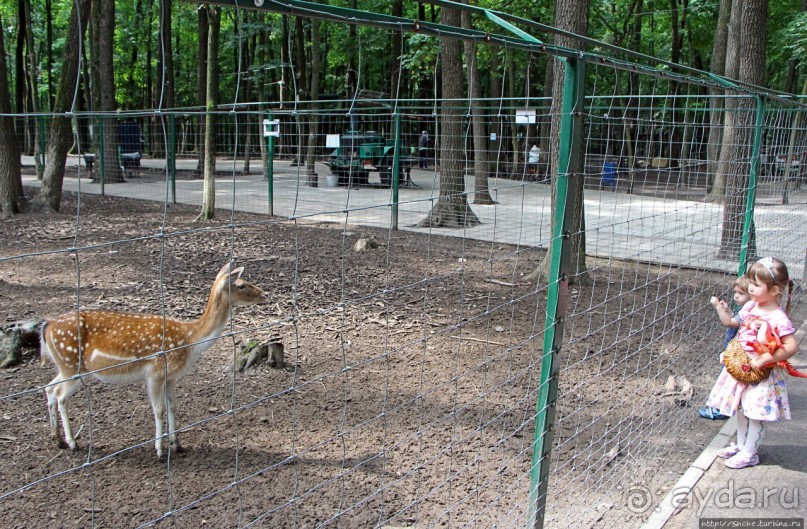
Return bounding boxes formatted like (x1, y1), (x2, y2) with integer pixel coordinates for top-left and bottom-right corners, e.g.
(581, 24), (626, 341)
(705, 257), (798, 469)
(699, 276), (751, 420)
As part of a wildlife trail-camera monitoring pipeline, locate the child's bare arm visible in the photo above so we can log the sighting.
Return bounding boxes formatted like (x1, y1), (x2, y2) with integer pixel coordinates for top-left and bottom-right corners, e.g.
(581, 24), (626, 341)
(710, 296), (740, 328)
(750, 334), (798, 368)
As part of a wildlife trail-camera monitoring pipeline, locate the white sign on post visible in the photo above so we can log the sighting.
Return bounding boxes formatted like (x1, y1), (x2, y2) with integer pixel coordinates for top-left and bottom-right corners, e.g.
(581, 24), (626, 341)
(326, 134), (341, 149)
(515, 109), (536, 124)
(262, 119), (280, 137)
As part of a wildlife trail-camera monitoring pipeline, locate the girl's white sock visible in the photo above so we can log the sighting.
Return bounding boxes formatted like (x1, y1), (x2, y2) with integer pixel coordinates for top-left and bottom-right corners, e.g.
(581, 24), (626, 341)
(736, 411), (748, 448)
(740, 418), (765, 457)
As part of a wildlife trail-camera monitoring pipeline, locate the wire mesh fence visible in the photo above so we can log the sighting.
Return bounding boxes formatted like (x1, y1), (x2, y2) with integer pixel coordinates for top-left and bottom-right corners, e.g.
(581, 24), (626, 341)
(2, 4), (807, 529)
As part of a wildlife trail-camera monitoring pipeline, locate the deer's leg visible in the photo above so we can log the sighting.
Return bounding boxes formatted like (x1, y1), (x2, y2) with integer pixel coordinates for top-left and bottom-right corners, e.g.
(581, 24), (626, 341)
(164, 380), (184, 452)
(146, 378), (167, 457)
(48, 375), (82, 450)
(45, 375), (63, 447)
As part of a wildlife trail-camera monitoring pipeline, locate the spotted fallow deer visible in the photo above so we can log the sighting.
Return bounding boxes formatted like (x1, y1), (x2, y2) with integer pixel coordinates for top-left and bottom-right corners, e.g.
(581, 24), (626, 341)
(41, 263), (267, 457)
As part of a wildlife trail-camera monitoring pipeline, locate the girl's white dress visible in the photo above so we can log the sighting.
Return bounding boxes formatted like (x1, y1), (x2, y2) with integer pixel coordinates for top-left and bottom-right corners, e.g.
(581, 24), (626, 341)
(706, 301), (795, 421)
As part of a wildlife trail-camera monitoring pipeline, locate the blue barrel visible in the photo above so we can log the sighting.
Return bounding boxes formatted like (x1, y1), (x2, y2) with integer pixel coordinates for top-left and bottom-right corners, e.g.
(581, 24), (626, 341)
(602, 161), (617, 188)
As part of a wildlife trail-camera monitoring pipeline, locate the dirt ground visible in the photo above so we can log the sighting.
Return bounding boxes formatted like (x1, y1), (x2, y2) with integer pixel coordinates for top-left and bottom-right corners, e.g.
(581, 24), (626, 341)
(0, 186), (744, 528)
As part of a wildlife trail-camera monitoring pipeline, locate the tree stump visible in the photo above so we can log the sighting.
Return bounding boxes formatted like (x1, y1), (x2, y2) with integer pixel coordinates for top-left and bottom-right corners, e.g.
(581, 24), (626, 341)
(237, 339), (285, 372)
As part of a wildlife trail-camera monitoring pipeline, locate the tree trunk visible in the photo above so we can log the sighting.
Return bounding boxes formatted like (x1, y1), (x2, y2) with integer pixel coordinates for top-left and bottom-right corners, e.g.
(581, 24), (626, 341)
(306, 16), (321, 187)
(293, 17), (307, 166)
(15, 1), (26, 117)
(418, 6), (479, 229)
(152, 0), (174, 159)
(198, 6), (220, 221)
(390, 0), (404, 98)
(33, 0), (91, 212)
(539, 57), (553, 155)
(257, 13), (268, 169)
(667, 0), (684, 161)
(462, 9), (494, 205)
(718, 0), (767, 260)
(0, 14), (23, 217)
(196, 6), (209, 175)
(237, 20), (256, 173)
(126, 0), (143, 106)
(161, 0), (175, 111)
(46, 0), (54, 109)
(22, 0), (42, 179)
(507, 52), (519, 174)
(709, 0), (742, 200)
(530, 0), (590, 285)
(98, 0), (123, 183)
(705, 0), (731, 188)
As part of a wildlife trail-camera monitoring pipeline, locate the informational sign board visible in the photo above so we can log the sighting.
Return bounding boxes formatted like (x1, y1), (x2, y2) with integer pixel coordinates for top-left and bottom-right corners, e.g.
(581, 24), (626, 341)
(262, 119), (280, 137)
(515, 109), (536, 124)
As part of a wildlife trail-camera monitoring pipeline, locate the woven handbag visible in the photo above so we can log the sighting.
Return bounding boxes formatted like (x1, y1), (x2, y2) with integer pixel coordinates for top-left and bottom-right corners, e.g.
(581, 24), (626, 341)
(723, 338), (773, 384)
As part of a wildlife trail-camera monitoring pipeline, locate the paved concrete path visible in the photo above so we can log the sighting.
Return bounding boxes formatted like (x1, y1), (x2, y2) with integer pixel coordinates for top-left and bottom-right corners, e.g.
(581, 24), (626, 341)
(22, 155), (807, 280)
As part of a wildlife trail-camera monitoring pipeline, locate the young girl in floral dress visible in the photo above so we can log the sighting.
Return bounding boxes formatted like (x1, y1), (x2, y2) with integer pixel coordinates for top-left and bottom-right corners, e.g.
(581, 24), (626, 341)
(705, 257), (798, 469)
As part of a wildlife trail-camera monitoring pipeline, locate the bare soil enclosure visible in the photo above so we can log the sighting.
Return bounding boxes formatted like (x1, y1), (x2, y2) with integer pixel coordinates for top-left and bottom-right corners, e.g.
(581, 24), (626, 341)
(1, 189), (736, 528)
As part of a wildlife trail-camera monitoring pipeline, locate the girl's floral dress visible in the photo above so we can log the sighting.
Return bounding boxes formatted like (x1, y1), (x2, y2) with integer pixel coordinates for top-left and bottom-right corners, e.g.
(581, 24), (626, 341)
(706, 301), (795, 421)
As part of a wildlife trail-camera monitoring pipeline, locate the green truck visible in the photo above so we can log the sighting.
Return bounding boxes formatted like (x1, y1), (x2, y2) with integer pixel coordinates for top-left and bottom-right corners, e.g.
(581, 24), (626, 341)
(324, 131), (416, 187)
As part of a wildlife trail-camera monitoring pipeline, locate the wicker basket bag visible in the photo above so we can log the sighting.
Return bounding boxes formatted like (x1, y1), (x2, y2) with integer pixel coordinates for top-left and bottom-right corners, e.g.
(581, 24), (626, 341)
(723, 338), (773, 384)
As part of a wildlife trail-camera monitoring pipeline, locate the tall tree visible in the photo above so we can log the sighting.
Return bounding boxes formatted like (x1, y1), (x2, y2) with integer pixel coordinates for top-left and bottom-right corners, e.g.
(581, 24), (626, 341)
(708, 0), (740, 199)
(33, 0), (91, 212)
(293, 16), (308, 166)
(305, 16), (321, 187)
(198, 5), (221, 220)
(705, 0), (731, 187)
(22, 0), (43, 177)
(461, 9), (494, 205)
(0, 13), (24, 217)
(196, 6), (209, 174)
(152, 0), (175, 158)
(390, 0), (404, 98)
(718, 0), (768, 259)
(97, 0), (123, 183)
(417, 5), (479, 228)
(158, 0), (175, 111)
(530, 0), (591, 284)
(46, 0), (55, 109)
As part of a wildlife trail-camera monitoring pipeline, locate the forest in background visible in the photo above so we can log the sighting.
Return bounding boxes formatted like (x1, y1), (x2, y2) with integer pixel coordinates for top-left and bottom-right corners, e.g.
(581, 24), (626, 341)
(1, 1), (805, 116)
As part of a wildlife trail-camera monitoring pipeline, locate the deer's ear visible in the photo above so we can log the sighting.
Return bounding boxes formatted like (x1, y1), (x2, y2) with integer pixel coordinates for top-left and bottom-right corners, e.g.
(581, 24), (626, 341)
(227, 267), (245, 283)
(216, 261), (237, 280)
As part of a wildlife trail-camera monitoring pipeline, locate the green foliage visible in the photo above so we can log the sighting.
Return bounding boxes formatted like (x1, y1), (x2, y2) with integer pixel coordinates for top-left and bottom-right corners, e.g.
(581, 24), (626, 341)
(0, 0), (805, 116)
(783, 12), (807, 65)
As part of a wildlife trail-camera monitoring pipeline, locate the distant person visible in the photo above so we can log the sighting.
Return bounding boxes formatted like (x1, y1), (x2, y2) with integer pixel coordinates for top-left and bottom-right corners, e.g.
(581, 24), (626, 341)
(418, 131), (429, 169)
(699, 275), (751, 420)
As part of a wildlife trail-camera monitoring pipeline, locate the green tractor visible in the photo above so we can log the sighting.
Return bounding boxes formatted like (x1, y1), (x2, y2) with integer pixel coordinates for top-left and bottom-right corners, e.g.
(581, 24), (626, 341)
(324, 131), (414, 187)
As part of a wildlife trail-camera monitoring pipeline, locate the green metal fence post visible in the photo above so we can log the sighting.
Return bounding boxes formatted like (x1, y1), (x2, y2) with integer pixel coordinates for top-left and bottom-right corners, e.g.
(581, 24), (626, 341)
(738, 95), (765, 276)
(391, 112), (402, 230)
(169, 114), (177, 204)
(527, 55), (586, 529)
